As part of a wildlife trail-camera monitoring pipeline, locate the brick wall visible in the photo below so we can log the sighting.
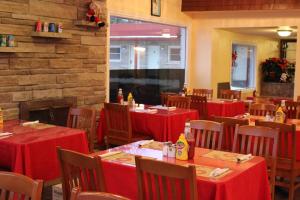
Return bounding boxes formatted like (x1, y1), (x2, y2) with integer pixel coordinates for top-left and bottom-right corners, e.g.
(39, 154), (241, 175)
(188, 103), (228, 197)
(0, 0), (107, 120)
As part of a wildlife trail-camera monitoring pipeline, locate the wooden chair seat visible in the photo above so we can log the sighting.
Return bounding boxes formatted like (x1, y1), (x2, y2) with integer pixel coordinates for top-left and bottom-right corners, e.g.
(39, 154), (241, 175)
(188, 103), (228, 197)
(276, 158), (300, 171)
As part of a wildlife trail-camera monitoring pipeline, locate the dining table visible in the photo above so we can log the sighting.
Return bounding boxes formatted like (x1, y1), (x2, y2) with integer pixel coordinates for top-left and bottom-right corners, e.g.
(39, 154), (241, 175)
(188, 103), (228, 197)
(0, 120), (89, 181)
(207, 99), (246, 117)
(92, 141), (271, 200)
(97, 107), (199, 144)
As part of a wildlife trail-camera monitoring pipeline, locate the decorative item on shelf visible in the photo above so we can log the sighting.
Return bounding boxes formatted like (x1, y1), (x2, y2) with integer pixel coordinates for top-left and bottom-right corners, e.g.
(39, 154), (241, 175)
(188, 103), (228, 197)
(7, 35), (15, 47)
(261, 57), (295, 83)
(57, 22), (63, 33)
(232, 50), (237, 67)
(43, 22), (48, 32)
(0, 34), (16, 47)
(0, 35), (7, 47)
(86, 0), (105, 27)
(35, 19), (42, 32)
(49, 23), (56, 32)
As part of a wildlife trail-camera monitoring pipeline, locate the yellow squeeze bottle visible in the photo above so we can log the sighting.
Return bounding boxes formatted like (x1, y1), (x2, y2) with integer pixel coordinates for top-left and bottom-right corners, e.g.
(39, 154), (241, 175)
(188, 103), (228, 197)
(275, 106), (285, 123)
(176, 134), (189, 160)
(127, 92), (133, 105)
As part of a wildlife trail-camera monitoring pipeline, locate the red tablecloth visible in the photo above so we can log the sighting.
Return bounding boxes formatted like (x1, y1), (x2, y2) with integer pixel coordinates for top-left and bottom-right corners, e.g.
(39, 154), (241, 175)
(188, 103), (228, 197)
(248, 116), (300, 160)
(93, 142), (271, 200)
(207, 100), (245, 117)
(97, 108), (199, 144)
(0, 120), (89, 181)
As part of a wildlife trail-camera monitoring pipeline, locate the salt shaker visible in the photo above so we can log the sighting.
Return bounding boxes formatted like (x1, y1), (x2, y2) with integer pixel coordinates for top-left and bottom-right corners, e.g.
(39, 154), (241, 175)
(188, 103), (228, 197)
(168, 144), (176, 158)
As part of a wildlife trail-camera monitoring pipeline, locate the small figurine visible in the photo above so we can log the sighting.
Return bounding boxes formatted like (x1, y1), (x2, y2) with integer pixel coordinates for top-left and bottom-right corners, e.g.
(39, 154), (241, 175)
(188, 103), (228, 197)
(86, 0), (106, 27)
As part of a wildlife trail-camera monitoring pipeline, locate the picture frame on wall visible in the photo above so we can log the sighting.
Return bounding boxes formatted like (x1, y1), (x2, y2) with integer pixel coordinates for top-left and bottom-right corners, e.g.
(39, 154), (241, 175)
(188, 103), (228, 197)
(151, 0), (161, 17)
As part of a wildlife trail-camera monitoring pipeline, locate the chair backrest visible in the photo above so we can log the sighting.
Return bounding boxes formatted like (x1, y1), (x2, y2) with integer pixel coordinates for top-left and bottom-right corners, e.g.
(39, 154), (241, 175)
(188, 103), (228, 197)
(211, 116), (249, 151)
(160, 92), (177, 106)
(220, 89), (241, 100)
(192, 89), (213, 100)
(0, 171), (43, 200)
(71, 188), (129, 200)
(190, 120), (224, 150)
(297, 96), (300, 102)
(67, 107), (96, 151)
(166, 95), (191, 109)
(104, 103), (132, 141)
(57, 147), (106, 200)
(249, 103), (277, 116)
(190, 95), (208, 120)
(255, 120), (296, 167)
(273, 100), (300, 119)
(135, 156), (198, 200)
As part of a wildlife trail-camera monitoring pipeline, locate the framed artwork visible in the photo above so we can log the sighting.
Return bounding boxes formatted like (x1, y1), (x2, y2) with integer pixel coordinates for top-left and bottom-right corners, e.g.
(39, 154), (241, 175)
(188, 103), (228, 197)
(151, 0), (161, 17)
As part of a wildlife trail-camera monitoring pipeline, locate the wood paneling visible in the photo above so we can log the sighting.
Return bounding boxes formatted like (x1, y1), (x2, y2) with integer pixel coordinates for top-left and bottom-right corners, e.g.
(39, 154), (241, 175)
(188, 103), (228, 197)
(182, 0), (300, 11)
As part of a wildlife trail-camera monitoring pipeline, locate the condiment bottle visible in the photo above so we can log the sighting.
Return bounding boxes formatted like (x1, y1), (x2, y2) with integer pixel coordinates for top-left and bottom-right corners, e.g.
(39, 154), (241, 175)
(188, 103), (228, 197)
(181, 83), (188, 97)
(43, 22), (49, 32)
(275, 106), (285, 123)
(36, 19), (42, 32)
(0, 108), (3, 132)
(127, 92), (133, 106)
(185, 122), (195, 159)
(117, 88), (124, 104)
(175, 134), (189, 160)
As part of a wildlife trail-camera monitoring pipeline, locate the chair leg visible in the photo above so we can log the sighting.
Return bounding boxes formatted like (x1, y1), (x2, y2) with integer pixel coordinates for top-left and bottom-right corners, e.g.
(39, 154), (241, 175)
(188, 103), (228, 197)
(288, 176), (295, 200)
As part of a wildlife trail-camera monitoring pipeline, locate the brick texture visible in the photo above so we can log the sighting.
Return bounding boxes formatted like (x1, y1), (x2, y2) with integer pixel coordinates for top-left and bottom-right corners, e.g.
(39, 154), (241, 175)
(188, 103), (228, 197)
(0, 0), (107, 119)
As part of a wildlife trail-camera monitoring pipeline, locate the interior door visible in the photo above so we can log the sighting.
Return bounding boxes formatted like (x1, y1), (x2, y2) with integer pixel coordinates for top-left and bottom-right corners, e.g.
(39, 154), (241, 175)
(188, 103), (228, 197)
(147, 45), (160, 69)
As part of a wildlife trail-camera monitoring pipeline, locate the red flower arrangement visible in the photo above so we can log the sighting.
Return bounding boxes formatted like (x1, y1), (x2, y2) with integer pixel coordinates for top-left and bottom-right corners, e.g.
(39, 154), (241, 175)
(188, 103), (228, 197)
(261, 57), (295, 82)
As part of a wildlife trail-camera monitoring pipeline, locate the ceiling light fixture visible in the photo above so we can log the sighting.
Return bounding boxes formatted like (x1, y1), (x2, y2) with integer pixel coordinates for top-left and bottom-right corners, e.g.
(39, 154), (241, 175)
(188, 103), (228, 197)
(277, 30), (292, 37)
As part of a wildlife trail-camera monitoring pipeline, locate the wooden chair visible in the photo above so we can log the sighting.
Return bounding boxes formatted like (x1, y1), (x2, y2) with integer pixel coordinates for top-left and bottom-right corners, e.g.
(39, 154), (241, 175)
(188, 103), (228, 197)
(297, 96), (300, 102)
(232, 125), (279, 200)
(273, 100), (300, 119)
(57, 147), (106, 200)
(160, 92), (177, 106)
(249, 103), (277, 116)
(0, 171), (43, 200)
(190, 95), (208, 120)
(211, 116), (249, 151)
(190, 120), (224, 150)
(166, 95), (191, 109)
(67, 107), (96, 151)
(220, 89), (241, 100)
(135, 156), (198, 200)
(192, 89), (213, 100)
(104, 103), (151, 146)
(255, 121), (299, 200)
(71, 188), (129, 200)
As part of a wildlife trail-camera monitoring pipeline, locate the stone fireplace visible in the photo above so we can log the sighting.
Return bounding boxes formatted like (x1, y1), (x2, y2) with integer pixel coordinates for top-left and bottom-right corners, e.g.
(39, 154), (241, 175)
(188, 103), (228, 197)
(0, 0), (107, 120)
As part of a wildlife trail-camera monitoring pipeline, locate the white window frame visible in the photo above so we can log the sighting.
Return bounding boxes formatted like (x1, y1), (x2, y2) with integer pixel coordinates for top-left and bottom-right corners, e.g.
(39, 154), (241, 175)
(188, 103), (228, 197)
(231, 43), (256, 90)
(168, 46), (181, 64)
(110, 45), (121, 62)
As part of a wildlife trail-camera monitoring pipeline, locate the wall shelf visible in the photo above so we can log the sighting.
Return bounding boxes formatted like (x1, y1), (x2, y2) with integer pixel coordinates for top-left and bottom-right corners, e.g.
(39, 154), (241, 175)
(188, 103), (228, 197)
(0, 47), (32, 53)
(74, 20), (99, 28)
(31, 32), (72, 39)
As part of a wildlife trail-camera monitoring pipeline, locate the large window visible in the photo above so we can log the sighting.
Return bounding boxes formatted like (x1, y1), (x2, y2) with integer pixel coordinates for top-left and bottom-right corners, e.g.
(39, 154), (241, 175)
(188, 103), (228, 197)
(109, 16), (187, 104)
(231, 44), (256, 89)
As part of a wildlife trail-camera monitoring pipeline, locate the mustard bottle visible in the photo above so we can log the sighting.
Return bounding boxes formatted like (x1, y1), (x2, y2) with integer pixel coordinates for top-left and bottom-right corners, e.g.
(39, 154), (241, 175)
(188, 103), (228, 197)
(0, 108), (3, 131)
(176, 134), (189, 160)
(127, 92), (133, 105)
(275, 106), (285, 123)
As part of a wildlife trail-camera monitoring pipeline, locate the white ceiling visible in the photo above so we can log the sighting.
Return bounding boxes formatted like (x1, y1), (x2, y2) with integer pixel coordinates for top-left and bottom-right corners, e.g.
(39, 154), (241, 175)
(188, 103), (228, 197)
(221, 26), (297, 39)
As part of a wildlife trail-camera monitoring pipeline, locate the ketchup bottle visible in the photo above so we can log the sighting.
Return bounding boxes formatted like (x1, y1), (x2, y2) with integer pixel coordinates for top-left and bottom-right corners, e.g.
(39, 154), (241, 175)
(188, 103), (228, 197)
(117, 88), (124, 104)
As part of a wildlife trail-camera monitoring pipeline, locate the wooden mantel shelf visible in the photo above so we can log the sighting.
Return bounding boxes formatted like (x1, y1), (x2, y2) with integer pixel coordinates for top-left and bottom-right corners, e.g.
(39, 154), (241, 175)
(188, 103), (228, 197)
(74, 20), (99, 28)
(31, 32), (72, 39)
(0, 47), (34, 53)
